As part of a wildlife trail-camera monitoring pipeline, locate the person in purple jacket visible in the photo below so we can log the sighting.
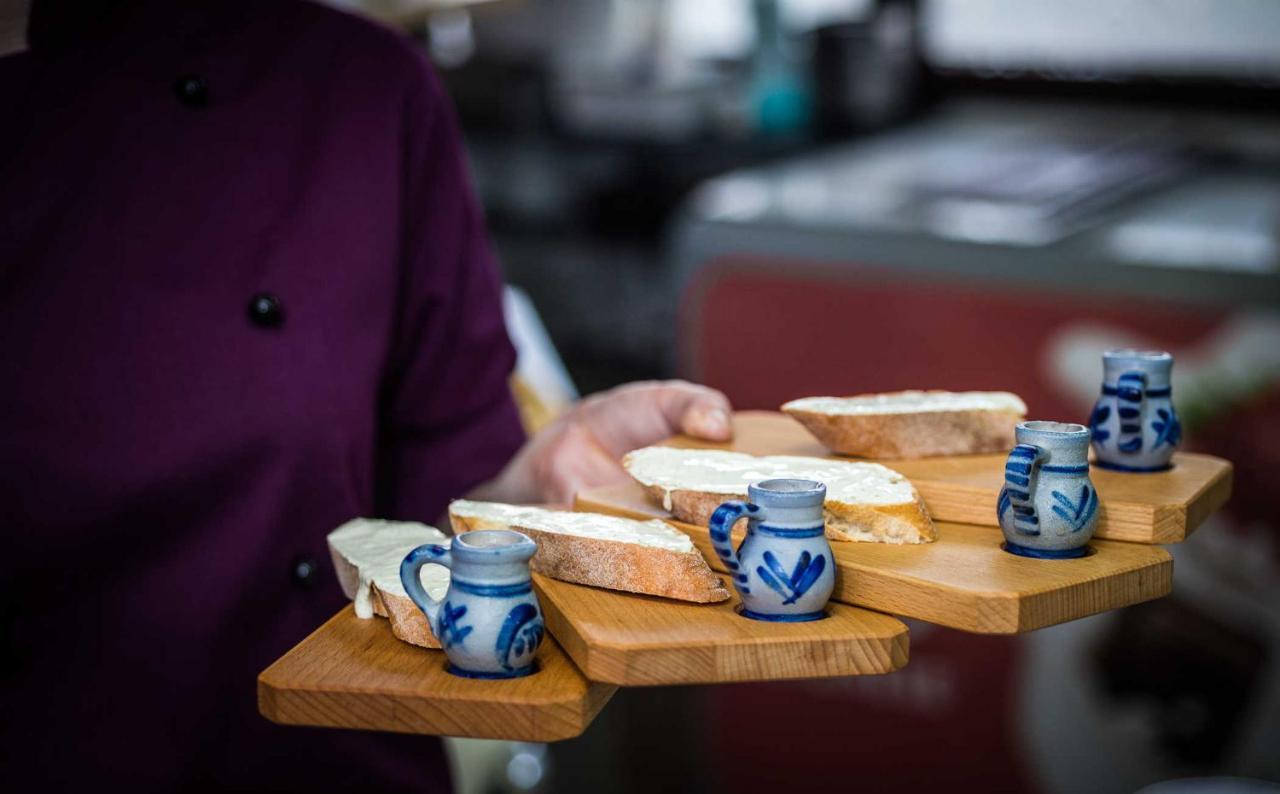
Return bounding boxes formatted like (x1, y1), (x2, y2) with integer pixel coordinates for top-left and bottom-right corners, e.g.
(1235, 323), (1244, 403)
(0, 1), (732, 789)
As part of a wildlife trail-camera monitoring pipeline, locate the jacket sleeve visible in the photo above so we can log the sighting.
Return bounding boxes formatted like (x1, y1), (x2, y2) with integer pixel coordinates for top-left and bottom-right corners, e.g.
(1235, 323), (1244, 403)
(375, 56), (525, 522)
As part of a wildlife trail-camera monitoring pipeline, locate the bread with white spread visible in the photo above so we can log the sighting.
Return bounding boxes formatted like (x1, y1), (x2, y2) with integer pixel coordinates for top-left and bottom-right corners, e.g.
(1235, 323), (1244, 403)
(449, 500), (730, 603)
(622, 447), (935, 544)
(327, 518), (450, 648)
(783, 390), (1026, 459)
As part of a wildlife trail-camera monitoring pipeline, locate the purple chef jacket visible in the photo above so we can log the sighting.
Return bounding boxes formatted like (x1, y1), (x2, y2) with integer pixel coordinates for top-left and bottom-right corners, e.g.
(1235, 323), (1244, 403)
(0, 0), (526, 789)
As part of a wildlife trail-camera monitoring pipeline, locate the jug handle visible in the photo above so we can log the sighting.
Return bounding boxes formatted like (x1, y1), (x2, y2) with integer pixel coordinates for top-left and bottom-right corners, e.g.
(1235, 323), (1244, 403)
(1116, 370), (1147, 454)
(708, 501), (759, 577)
(400, 542), (453, 627)
(1004, 444), (1044, 535)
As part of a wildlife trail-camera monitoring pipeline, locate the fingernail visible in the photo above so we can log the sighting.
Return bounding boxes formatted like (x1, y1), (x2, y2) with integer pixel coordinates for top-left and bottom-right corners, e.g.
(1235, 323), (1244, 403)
(702, 408), (731, 437)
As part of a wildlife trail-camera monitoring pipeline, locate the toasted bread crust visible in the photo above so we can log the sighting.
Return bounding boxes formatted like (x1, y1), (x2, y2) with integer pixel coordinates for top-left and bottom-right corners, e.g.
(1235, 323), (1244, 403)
(825, 498), (936, 543)
(374, 586), (441, 649)
(449, 512), (506, 534)
(517, 525), (728, 603)
(785, 406), (1020, 459)
(451, 511), (730, 603)
(646, 486), (730, 532)
(329, 544), (366, 608)
(330, 542), (442, 648)
(643, 483), (936, 545)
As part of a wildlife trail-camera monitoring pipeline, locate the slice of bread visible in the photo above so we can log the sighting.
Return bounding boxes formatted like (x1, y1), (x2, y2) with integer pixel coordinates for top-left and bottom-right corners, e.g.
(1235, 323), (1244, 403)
(449, 500), (730, 603)
(783, 390), (1026, 459)
(622, 447), (935, 544)
(327, 518), (451, 649)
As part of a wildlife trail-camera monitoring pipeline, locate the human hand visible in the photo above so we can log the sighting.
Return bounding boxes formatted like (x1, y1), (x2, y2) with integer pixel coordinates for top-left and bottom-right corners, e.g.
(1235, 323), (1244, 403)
(469, 380), (732, 506)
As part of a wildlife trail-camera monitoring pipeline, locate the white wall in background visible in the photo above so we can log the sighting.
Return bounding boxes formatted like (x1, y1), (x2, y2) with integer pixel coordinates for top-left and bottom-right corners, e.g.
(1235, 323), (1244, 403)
(924, 0), (1280, 80)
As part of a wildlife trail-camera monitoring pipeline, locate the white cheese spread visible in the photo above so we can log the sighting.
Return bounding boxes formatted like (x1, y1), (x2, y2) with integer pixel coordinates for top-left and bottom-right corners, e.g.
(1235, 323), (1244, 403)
(327, 518), (450, 619)
(623, 447), (915, 506)
(449, 500), (694, 553)
(783, 391), (1025, 416)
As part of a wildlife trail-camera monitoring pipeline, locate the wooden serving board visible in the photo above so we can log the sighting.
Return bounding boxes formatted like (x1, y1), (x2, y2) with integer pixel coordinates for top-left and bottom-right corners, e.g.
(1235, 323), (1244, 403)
(577, 483), (1173, 634)
(533, 574), (908, 686)
(666, 411), (1231, 544)
(258, 606), (616, 742)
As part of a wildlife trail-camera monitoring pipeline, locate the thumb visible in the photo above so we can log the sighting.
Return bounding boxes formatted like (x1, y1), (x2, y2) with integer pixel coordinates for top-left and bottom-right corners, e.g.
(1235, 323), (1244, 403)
(575, 380), (735, 454)
(680, 402), (733, 442)
(666, 384), (733, 442)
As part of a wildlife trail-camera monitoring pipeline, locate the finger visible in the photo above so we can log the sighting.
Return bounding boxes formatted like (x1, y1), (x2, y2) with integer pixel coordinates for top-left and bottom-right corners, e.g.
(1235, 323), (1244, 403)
(545, 458), (631, 507)
(535, 420), (630, 505)
(651, 381), (733, 442)
(575, 380), (734, 454)
(677, 394), (734, 442)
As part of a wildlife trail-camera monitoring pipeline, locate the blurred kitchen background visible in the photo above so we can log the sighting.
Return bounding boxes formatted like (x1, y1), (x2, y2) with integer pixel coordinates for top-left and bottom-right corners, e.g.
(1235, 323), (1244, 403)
(337, 1), (1280, 793)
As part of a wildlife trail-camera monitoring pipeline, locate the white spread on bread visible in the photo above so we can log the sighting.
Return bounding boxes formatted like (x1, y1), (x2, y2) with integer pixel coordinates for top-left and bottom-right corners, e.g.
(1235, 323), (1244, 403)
(783, 391), (1026, 416)
(622, 447), (914, 505)
(449, 500), (694, 553)
(327, 518), (450, 618)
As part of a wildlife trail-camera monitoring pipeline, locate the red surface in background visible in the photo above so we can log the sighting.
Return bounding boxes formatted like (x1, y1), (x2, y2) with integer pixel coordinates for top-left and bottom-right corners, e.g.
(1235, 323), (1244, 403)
(703, 629), (1028, 793)
(681, 258), (1225, 419)
(678, 257), (1232, 794)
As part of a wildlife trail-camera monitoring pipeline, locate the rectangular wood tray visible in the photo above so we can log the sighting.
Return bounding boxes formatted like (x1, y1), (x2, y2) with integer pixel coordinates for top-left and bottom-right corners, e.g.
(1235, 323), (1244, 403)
(258, 606), (616, 741)
(577, 482), (1172, 634)
(534, 573), (908, 686)
(672, 411), (1231, 544)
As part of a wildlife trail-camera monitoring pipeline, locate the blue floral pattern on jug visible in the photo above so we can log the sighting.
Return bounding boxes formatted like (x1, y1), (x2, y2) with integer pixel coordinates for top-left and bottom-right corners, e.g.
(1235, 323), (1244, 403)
(495, 603), (544, 673)
(1152, 408), (1181, 450)
(997, 422), (1098, 559)
(709, 479), (835, 622)
(1090, 349), (1180, 472)
(1088, 404), (1111, 446)
(400, 530), (543, 679)
(1050, 486), (1098, 532)
(757, 550), (826, 605)
(436, 602), (473, 649)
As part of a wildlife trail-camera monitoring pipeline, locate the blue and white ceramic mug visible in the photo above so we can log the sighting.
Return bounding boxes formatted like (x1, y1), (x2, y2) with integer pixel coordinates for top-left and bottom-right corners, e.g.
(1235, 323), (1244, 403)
(997, 421), (1099, 559)
(1089, 349), (1181, 472)
(708, 478), (835, 622)
(400, 529), (544, 679)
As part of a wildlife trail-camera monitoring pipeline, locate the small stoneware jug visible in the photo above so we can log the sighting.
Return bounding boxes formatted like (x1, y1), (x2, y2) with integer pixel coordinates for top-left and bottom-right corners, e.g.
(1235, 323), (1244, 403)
(708, 478), (835, 622)
(997, 421), (1099, 559)
(400, 529), (544, 679)
(1089, 349), (1180, 472)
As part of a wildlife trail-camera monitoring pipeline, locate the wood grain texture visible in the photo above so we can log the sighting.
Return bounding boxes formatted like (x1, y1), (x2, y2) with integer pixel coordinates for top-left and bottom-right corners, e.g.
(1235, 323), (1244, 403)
(533, 574), (907, 686)
(258, 606), (616, 741)
(664, 411), (1231, 544)
(577, 482), (1173, 634)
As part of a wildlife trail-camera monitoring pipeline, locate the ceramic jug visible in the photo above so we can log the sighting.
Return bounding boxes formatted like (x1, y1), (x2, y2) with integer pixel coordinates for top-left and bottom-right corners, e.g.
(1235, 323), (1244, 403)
(401, 529), (544, 679)
(1089, 349), (1181, 472)
(708, 478), (835, 621)
(997, 421), (1098, 559)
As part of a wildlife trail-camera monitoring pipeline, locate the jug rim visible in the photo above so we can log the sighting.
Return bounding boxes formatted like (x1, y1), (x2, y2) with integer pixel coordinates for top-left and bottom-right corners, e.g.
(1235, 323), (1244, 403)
(1103, 348), (1172, 362)
(1019, 420), (1089, 438)
(452, 529), (537, 559)
(749, 478), (826, 507)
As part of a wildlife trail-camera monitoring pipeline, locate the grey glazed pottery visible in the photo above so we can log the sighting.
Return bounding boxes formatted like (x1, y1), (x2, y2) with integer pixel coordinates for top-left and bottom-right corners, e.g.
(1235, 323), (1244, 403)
(400, 529), (544, 679)
(708, 478), (835, 621)
(1089, 349), (1181, 472)
(997, 421), (1099, 559)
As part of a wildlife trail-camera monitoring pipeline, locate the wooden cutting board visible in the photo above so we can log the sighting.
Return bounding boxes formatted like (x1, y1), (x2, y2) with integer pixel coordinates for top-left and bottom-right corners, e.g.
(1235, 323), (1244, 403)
(258, 606), (616, 741)
(662, 411), (1231, 544)
(576, 482), (1172, 634)
(533, 573), (908, 686)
